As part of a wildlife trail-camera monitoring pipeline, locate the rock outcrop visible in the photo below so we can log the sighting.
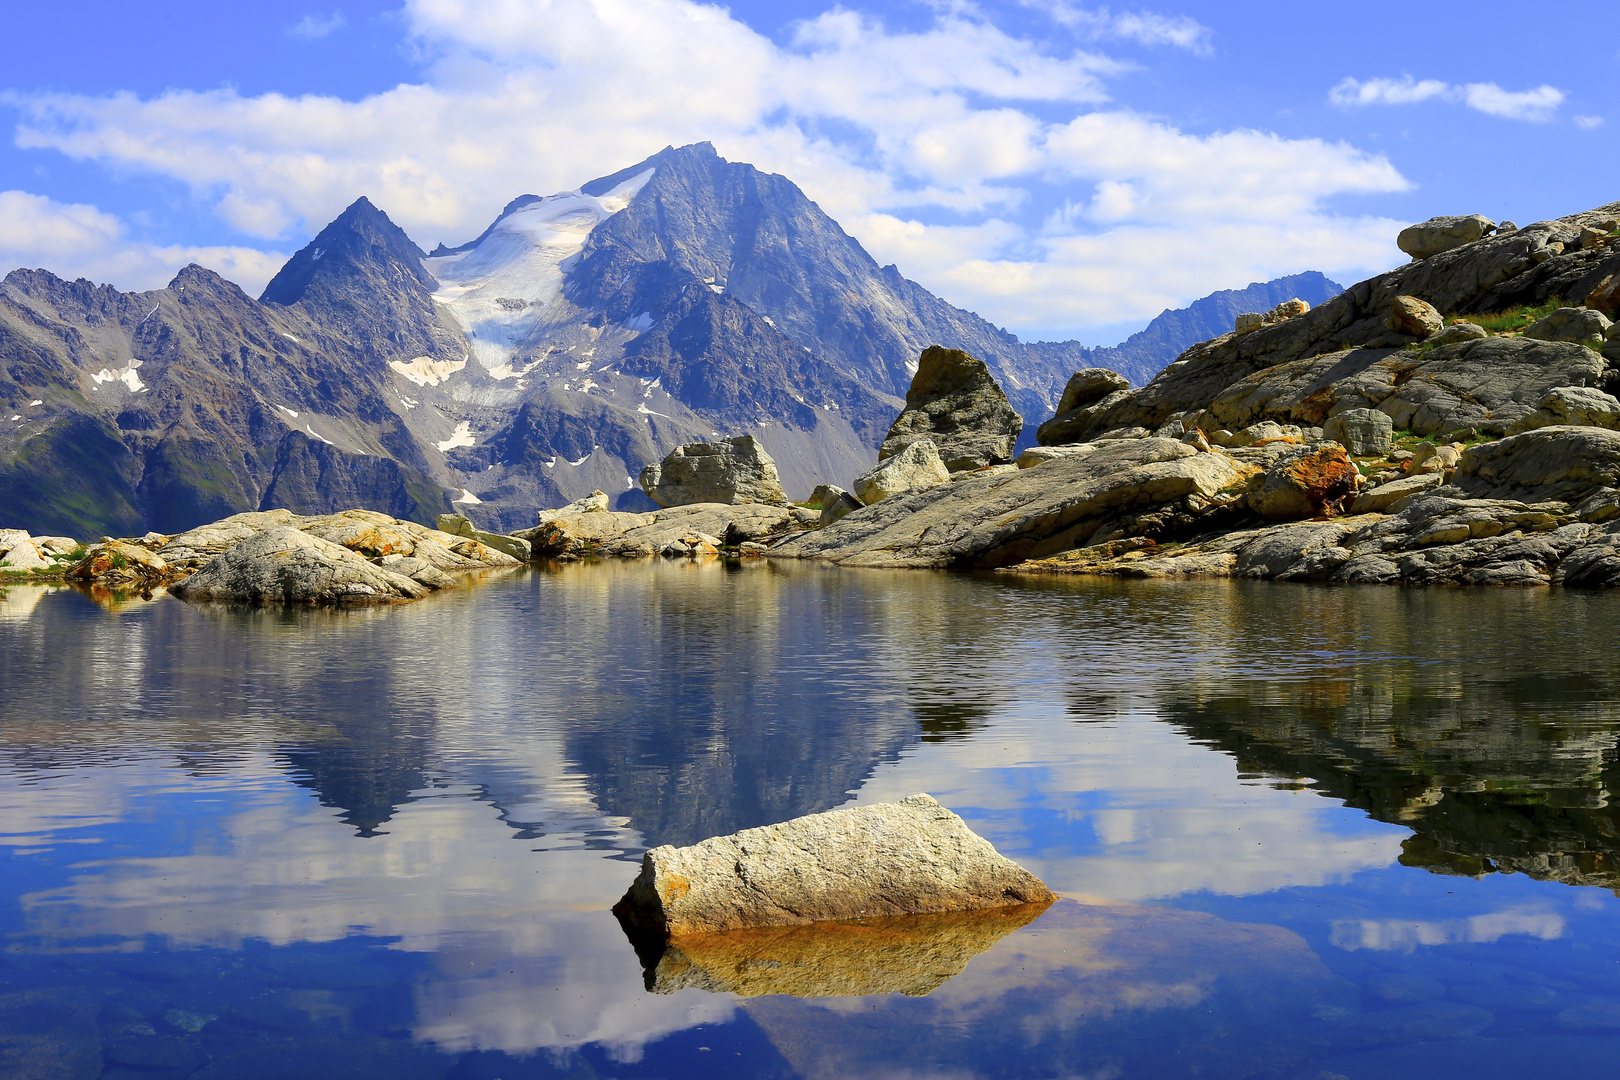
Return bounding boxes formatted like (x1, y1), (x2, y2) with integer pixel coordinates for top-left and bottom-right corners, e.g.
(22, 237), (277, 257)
(435, 513), (532, 561)
(772, 199), (1620, 590)
(853, 439), (952, 505)
(639, 435), (788, 508)
(877, 346), (1022, 471)
(59, 507), (519, 601)
(612, 793), (1054, 936)
(517, 502), (816, 560)
(171, 526), (431, 604)
(0, 529), (77, 572)
(778, 438), (1248, 569)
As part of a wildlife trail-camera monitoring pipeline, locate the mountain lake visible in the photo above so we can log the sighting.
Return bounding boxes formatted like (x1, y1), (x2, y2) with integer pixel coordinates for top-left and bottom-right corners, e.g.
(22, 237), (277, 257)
(4, 561), (1620, 1079)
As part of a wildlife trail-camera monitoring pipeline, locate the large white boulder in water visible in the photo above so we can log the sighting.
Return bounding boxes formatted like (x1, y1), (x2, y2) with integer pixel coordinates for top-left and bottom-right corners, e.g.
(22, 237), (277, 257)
(612, 793), (1055, 936)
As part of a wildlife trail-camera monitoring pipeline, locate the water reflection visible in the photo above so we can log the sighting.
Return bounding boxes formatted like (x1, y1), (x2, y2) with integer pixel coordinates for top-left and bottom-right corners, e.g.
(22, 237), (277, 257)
(6, 566), (1620, 1076)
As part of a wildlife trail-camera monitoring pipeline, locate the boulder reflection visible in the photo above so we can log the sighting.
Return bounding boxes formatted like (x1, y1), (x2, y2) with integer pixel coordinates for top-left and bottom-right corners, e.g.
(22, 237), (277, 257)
(629, 902), (1050, 998)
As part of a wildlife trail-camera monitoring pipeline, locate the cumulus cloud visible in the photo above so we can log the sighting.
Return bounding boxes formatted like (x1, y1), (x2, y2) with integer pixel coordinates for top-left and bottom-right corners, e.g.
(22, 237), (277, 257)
(1330, 75), (1566, 123)
(290, 10), (346, 38)
(0, 190), (287, 294)
(5, 0), (1410, 335)
(1031, 2), (1214, 55)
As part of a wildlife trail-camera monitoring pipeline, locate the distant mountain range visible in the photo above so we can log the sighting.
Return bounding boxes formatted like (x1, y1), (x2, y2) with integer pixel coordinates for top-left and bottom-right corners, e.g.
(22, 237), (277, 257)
(0, 141), (1341, 537)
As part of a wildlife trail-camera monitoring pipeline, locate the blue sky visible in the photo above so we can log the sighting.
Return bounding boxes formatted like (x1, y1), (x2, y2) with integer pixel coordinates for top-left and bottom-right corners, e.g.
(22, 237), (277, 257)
(2, 0), (1614, 343)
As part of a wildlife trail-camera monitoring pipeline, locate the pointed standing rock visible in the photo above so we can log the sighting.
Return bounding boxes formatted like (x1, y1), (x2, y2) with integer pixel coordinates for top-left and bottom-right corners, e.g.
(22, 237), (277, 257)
(879, 346), (1023, 472)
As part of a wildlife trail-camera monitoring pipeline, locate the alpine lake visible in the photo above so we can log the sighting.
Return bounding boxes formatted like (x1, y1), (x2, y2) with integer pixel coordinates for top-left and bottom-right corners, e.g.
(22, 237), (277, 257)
(5, 559), (1620, 1080)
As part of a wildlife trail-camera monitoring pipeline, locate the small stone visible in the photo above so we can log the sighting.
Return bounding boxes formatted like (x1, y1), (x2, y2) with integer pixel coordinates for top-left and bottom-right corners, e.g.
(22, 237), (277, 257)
(1580, 226), (1608, 249)
(1348, 472), (1446, 514)
(1387, 295), (1443, 338)
(1265, 297), (1310, 322)
(810, 484), (862, 526)
(162, 1008), (216, 1033)
(1234, 312), (1264, 335)
(612, 793), (1055, 935)
(1429, 321), (1489, 346)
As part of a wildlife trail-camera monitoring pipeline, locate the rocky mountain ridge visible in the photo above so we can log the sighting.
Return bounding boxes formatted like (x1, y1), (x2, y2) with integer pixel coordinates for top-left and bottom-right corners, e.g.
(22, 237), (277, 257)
(1, 141), (1342, 538)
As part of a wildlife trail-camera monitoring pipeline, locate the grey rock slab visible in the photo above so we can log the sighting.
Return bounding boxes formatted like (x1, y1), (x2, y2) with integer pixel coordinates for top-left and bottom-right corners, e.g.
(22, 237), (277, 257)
(774, 437), (1249, 569)
(1524, 306), (1611, 346)
(612, 793), (1055, 935)
(1427, 321), (1489, 346)
(1016, 444), (1098, 469)
(1349, 472), (1446, 514)
(1233, 521), (1357, 578)
(433, 512), (532, 561)
(1508, 385), (1620, 434)
(854, 438), (951, 505)
(1452, 426), (1620, 502)
(171, 526), (429, 604)
(639, 434), (788, 508)
(524, 503), (802, 558)
(878, 346), (1023, 471)
(1322, 408), (1393, 456)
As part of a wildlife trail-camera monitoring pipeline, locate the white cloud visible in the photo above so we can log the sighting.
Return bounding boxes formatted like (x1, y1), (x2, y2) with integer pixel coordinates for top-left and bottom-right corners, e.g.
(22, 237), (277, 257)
(290, 10), (346, 38)
(1461, 81), (1564, 121)
(1330, 75), (1565, 123)
(5, 0), (1411, 335)
(1574, 114), (1605, 129)
(1027, 2), (1214, 54)
(1328, 75), (1450, 107)
(0, 190), (286, 294)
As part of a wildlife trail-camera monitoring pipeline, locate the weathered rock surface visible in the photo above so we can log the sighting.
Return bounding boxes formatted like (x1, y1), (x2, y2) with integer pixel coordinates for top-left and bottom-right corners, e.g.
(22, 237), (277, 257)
(1348, 472), (1446, 514)
(1015, 444), (1097, 469)
(435, 512), (532, 561)
(171, 526), (430, 604)
(776, 438), (1249, 569)
(1590, 273), (1620, 317)
(66, 540), (173, 586)
(1247, 444), (1361, 520)
(1508, 386), (1620, 434)
(878, 346), (1022, 471)
(639, 434), (788, 508)
(1035, 368), (1132, 445)
(641, 904), (1046, 997)
(853, 439), (951, 505)
(1398, 215), (1496, 260)
(612, 793), (1054, 936)
(810, 484), (862, 526)
(518, 502), (813, 559)
(1523, 306), (1612, 346)
(1322, 408), (1393, 456)
(1446, 426), (1620, 502)
(1388, 295), (1443, 338)
(1427, 320), (1489, 347)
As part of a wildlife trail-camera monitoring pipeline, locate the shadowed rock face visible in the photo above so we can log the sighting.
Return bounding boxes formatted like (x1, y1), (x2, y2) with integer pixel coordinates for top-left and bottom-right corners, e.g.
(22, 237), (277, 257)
(878, 346), (1022, 471)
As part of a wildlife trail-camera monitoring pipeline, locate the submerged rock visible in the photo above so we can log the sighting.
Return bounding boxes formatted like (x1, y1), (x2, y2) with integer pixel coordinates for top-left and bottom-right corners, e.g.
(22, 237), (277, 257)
(639, 435), (788, 508)
(171, 527), (429, 604)
(878, 346), (1022, 471)
(612, 793), (1055, 936)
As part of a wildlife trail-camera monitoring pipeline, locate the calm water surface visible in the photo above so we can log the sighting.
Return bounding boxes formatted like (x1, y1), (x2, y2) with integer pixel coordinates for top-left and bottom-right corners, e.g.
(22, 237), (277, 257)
(4, 561), (1620, 1078)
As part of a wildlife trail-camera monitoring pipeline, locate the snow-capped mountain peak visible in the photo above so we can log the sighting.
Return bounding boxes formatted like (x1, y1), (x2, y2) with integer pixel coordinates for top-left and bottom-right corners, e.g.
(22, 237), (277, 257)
(425, 169), (654, 379)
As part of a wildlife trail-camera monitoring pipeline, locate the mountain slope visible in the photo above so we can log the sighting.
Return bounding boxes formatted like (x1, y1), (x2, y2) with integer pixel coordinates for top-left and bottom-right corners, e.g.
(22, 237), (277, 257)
(0, 142), (1351, 537)
(1090, 272), (1345, 386)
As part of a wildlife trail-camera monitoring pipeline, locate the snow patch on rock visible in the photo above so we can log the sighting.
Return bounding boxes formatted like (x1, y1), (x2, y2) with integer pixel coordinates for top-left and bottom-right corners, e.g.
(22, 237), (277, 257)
(390, 355), (468, 388)
(436, 421), (476, 453)
(424, 169), (654, 379)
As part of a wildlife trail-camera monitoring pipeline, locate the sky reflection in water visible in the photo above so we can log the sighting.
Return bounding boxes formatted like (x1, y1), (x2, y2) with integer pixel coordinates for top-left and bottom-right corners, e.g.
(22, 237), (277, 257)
(4, 562), (1620, 1078)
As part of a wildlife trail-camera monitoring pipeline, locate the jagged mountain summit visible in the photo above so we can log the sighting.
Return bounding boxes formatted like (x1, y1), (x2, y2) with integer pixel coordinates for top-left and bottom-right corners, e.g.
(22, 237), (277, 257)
(0, 141), (1339, 536)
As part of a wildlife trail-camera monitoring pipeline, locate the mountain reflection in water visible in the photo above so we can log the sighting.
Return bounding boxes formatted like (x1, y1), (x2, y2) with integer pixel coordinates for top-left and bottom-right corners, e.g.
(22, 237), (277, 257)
(4, 564), (1620, 1078)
